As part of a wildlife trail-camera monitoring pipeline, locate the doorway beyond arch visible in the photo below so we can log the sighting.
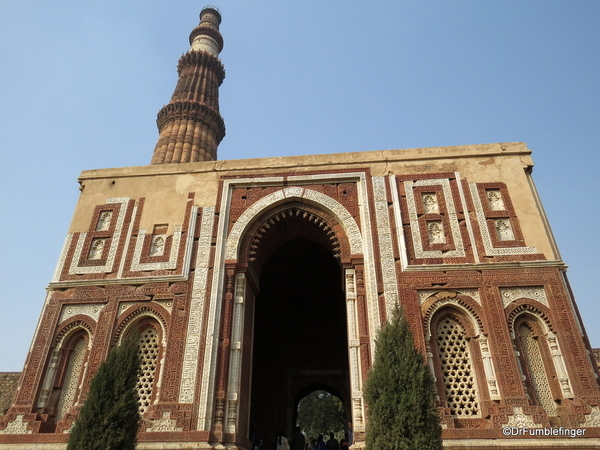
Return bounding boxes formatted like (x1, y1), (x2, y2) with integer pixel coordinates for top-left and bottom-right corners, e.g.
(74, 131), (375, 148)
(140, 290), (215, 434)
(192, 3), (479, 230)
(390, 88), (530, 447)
(295, 386), (349, 441)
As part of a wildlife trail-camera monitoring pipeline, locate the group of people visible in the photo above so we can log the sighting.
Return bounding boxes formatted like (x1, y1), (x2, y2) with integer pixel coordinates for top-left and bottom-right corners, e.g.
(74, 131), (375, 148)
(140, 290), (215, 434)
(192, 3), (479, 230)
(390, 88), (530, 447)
(273, 424), (353, 450)
(300, 431), (350, 450)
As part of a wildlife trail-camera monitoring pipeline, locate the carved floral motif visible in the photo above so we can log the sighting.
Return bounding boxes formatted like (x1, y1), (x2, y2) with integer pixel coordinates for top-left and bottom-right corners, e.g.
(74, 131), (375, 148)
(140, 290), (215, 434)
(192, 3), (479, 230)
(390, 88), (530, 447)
(0, 415), (31, 434)
(404, 178), (465, 259)
(422, 193), (440, 214)
(419, 289), (481, 305)
(503, 406), (542, 428)
(582, 406), (600, 427)
(88, 238), (106, 260)
(67, 197), (131, 275)
(95, 211), (113, 231)
(500, 286), (548, 308)
(145, 411), (183, 432)
(469, 183), (537, 256)
(486, 189), (505, 211)
(130, 224), (185, 271)
(427, 221), (445, 244)
(59, 304), (104, 323)
(494, 219), (515, 241)
(149, 235), (166, 256)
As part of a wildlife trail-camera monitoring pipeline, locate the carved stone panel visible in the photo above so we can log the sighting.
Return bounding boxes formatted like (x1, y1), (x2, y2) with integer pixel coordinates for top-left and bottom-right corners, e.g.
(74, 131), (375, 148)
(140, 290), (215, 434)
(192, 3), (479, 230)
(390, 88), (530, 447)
(500, 286), (548, 308)
(403, 178), (466, 260)
(486, 189), (506, 211)
(59, 304), (105, 323)
(469, 183), (538, 257)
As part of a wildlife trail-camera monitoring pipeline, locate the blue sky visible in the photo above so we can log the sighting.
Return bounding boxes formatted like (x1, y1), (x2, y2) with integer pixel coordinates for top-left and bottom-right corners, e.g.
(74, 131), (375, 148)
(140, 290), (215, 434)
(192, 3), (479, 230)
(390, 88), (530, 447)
(1, 1), (599, 371)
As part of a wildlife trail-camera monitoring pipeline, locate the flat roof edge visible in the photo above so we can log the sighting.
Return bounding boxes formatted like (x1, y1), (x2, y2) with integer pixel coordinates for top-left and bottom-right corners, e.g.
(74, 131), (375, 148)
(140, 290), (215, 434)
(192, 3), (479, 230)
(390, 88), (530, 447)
(79, 142), (530, 180)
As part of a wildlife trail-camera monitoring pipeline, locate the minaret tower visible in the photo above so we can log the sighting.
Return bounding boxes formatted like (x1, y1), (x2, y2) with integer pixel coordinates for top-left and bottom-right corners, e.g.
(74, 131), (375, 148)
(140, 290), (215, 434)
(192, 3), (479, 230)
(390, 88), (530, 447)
(150, 6), (225, 164)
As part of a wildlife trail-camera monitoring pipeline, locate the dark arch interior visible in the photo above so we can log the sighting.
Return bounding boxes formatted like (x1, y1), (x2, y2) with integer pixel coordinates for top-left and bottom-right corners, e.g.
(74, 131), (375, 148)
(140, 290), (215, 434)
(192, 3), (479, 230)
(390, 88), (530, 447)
(250, 238), (349, 447)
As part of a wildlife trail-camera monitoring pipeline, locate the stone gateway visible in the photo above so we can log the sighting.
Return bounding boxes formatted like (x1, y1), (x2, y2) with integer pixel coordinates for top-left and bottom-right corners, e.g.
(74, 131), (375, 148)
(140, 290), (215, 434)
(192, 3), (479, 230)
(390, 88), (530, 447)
(1, 7), (599, 450)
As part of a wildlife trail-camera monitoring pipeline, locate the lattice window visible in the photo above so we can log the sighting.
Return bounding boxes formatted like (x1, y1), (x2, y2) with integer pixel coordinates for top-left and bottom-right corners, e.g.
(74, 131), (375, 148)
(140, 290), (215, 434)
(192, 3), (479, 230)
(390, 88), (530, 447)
(518, 324), (557, 416)
(55, 338), (87, 420)
(436, 318), (480, 417)
(137, 327), (159, 414)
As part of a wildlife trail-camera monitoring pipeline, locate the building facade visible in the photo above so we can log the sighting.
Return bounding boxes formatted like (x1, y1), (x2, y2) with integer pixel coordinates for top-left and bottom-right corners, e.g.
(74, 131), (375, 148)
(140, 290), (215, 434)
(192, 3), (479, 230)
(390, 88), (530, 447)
(1, 7), (600, 450)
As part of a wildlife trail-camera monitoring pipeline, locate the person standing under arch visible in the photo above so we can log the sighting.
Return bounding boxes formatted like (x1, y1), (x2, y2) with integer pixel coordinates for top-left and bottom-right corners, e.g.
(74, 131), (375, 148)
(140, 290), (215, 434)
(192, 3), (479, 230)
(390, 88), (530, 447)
(292, 426), (305, 450)
(325, 432), (339, 450)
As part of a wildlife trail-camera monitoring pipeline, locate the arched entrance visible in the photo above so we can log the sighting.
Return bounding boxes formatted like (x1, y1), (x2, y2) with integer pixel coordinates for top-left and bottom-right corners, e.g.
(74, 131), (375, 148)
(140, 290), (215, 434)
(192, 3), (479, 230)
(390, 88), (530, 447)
(245, 206), (350, 447)
(294, 387), (348, 440)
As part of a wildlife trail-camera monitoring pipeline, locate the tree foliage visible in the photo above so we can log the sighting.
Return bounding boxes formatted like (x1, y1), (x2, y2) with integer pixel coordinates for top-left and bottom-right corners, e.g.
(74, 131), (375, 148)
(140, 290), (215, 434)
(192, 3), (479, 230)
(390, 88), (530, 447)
(297, 390), (346, 440)
(364, 307), (442, 450)
(67, 335), (141, 450)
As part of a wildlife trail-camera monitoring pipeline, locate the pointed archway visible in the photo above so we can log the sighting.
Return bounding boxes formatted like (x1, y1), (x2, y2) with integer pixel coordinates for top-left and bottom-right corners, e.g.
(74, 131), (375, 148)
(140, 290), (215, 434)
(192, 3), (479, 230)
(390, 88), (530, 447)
(246, 206), (350, 448)
(217, 190), (370, 448)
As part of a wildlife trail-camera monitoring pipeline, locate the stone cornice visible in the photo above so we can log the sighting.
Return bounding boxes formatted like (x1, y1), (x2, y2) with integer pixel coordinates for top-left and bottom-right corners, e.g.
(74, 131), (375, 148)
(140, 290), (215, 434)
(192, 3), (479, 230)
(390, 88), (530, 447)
(156, 100), (225, 140)
(177, 50), (225, 83)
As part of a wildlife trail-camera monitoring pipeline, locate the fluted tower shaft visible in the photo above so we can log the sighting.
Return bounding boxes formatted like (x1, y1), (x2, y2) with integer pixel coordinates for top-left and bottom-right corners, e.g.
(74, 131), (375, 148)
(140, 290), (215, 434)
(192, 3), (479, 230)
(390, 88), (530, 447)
(151, 7), (225, 164)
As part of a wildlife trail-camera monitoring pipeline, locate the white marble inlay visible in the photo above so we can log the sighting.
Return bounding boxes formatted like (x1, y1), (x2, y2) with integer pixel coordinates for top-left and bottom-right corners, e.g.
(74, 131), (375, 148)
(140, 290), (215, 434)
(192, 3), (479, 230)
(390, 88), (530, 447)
(422, 192), (439, 214)
(418, 289), (481, 305)
(503, 406), (542, 428)
(146, 411), (183, 432)
(0, 415), (31, 434)
(372, 176), (399, 319)
(494, 219), (515, 241)
(469, 183), (537, 256)
(404, 179), (465, 260)
(59, 304), (105, 323)
(179, 208), (215, 405)
(499, 286), (548, 308)
(427, 221), (445, 244)
(96, 210), (113, 231)
(68, 197), (130, 274)
(486, 189), (506, 211)
(149, 235), (166, 256)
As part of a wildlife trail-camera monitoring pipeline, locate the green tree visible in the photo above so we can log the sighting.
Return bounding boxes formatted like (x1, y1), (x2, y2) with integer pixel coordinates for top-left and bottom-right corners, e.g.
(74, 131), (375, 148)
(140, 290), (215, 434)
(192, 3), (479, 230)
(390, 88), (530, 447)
(67, 335), (141, 450)
(297, 390), (346, 440)
(364, 306), (442, 450)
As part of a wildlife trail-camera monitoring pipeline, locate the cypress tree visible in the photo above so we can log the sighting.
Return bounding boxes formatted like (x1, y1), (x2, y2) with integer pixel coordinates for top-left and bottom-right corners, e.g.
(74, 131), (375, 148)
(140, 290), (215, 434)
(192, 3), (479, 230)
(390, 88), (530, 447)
(364, 306), (442, 450)
(67, 335), (141, 450)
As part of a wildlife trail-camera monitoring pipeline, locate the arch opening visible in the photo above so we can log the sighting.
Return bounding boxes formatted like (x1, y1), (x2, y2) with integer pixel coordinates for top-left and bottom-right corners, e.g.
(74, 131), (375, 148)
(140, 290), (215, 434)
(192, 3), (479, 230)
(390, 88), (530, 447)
(295, 388), (347, 442)
(429, 308), (482, 419)
(249, 236), (349, 448)
(513, 314), (560, 417)
(36, 326), (91, 431)
(120, 316), (165, 415)
(53, 331), (89, 422)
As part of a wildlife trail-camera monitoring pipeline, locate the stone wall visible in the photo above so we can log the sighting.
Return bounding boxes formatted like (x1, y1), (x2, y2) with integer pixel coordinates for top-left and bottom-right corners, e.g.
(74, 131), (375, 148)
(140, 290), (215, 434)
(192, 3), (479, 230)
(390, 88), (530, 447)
(0, 374), (20, 416)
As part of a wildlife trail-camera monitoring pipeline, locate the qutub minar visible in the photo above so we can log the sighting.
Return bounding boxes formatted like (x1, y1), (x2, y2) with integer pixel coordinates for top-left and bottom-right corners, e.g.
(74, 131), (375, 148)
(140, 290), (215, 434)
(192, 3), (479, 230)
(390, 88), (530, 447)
(1, 7), (600, 450)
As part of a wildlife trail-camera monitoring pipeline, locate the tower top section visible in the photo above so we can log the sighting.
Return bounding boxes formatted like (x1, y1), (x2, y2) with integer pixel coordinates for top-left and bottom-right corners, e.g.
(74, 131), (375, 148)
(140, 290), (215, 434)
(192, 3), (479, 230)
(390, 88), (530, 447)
(150, 7), (226, 165)
(189, 6), (224, 55)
